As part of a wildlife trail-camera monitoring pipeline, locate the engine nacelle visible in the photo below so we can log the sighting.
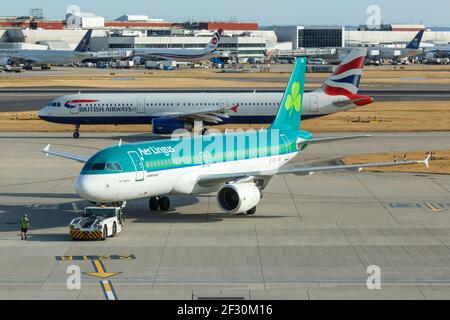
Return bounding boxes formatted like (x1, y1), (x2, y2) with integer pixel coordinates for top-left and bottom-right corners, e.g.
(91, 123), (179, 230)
(0, 57), (11, 67)
(217, 183), (261, 214)
(152, 118), (192, 134)
(133, 56), (145, 65)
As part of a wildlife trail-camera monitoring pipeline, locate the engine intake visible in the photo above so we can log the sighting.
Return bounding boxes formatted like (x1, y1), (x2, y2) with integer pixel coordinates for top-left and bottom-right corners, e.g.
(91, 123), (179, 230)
(0, 57), (11, 67)
(217, 183), (261, 214)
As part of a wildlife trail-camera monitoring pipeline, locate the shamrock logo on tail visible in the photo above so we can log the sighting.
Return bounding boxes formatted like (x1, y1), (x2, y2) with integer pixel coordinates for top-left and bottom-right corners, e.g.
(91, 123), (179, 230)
(285, 82), (302, 117)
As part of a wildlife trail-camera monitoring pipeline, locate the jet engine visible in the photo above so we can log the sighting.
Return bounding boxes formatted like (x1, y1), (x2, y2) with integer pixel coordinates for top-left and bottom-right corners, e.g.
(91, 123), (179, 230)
(0, 57), (11, 67)
(217, 183), (261, 214)
(132, 56), (145, 65)
(152, 118), (192, 134)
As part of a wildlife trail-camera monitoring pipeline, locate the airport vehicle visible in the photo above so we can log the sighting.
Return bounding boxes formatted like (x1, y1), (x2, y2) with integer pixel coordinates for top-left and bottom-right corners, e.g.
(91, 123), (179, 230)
(366, 30), (425, 62)
(96, 62), (109, 69)
(308, 58), (327, 65)
(112, 60), (135, 69)
(42, 58), (429, 215)
(38, 49), (373, 138)
(0, 30), (93, 70)
(69, 206), (124, 240)
(133, 30), (223, 62)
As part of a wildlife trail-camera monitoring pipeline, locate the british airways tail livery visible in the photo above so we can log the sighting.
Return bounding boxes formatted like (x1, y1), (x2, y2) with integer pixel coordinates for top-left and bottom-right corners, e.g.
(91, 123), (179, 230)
(318, 48), (373, 108)
(38, 49), (372, 138)
(42, 58), (429, 216)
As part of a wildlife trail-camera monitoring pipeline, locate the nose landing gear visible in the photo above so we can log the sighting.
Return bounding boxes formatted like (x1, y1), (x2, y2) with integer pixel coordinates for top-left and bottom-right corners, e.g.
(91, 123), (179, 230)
(73, 125), (80, 139)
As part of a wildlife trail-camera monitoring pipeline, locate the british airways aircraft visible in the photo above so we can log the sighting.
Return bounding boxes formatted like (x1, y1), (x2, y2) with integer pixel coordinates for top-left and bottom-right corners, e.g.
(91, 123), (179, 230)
(133, 29), (223, 62)
(0, 30), (93, 70)
(42, 58), (429, 216)
(38, 49), (372, 138)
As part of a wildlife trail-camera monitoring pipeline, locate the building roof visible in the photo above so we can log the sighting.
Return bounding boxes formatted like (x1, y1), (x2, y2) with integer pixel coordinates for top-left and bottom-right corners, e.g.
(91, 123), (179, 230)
(115, 15), (149, 22)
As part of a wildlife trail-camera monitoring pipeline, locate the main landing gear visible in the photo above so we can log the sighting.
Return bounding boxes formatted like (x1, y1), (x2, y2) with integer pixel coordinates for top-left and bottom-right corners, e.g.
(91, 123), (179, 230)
(73, 125), (80, 139)
(149, 196), (171, 212)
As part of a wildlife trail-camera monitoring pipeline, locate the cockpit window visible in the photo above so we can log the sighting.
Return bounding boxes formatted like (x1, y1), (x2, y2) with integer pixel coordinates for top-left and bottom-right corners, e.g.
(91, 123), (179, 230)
(91, 163), (106, 170)
(90, 162), (122, 172)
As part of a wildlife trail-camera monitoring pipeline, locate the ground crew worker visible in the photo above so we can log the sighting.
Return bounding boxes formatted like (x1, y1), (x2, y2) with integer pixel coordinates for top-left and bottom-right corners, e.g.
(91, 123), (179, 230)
(19, 214), (30, 240)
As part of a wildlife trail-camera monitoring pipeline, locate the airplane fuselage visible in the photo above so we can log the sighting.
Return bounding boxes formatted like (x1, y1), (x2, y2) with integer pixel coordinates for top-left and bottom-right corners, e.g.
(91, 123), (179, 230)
(134, 48), (219, 62)
(39, 91), (369, 125)
(76, 129), (308, 202)
(0, 49), (92, 66)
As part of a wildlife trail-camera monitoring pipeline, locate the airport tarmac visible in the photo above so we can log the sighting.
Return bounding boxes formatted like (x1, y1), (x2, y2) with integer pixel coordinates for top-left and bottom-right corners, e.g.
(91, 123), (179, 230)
(0, 132), (450, 300)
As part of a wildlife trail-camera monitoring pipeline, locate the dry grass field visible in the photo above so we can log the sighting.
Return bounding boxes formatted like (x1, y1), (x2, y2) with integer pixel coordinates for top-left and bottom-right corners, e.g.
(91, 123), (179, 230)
(342, 151), (450, 174)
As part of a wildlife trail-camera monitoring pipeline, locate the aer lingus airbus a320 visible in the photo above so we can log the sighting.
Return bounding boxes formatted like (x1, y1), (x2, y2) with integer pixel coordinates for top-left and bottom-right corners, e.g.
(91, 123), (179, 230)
(42, 58), (429, 215)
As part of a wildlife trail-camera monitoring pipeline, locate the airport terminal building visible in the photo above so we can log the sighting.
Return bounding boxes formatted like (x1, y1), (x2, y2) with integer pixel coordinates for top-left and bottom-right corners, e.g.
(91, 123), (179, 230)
(1, 12), (450, 61)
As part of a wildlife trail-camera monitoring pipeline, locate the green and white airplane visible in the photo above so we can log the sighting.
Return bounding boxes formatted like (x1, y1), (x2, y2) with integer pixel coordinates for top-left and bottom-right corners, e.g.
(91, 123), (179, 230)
(42, 58), (429, 215)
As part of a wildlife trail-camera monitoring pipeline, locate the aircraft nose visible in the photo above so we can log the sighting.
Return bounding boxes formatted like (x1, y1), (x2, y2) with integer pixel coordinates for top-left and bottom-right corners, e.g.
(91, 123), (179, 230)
(38, 107), (48, 119)
(76, 174), (108, 202)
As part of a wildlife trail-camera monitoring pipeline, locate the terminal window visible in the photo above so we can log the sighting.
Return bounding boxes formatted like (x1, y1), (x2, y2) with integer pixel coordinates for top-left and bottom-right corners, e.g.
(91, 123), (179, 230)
(297, 29), (342, 48)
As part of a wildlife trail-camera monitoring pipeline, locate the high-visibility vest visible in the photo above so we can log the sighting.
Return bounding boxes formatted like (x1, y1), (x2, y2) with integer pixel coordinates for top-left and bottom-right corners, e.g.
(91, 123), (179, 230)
(20, 218), (29, 229)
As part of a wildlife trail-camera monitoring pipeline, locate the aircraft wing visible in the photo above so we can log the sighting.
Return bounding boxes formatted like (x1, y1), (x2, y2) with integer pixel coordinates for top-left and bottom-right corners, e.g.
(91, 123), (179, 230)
(196, 156), (430, 188)
(305, 135), (372, 144)
(153, 104), (239, 124)
(42, 144), (89, 163)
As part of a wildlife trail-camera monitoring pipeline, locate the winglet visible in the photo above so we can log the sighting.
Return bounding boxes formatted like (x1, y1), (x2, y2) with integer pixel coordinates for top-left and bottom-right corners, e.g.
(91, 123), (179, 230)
(230, 104), (239, 113)
(43, 144), (51, 155)
(423, 154), (431, 168)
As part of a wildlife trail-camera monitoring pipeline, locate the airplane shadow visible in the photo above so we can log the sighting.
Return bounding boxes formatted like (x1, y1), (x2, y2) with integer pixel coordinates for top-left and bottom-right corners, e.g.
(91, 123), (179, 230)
(0, 192), (284, 242)
(0, 132), (188, 144)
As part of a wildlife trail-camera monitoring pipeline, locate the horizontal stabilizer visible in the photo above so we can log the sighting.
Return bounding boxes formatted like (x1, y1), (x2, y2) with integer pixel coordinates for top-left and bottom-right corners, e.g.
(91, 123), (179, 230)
(333, 96), (374, 107)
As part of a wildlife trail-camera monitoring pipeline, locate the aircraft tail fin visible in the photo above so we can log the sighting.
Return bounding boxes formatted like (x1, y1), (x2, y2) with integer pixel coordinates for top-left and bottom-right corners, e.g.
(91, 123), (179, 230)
(317, 48), (373, 107)
(406, 30), (425, 50)
(74, 29), (93, 53)
(205, 29), (223, 53)
(320, 48), (367, 95)
(269, 57), (307, 131)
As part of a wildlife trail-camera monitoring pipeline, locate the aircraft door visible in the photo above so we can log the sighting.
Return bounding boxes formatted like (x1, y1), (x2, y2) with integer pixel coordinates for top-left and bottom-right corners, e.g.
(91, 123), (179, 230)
(220, 99), (228, 109)
(309, 95), (319, 113)
(70, 102), (79, 114)
(128, 151), (145, 181)
(137, 96), (145, 114)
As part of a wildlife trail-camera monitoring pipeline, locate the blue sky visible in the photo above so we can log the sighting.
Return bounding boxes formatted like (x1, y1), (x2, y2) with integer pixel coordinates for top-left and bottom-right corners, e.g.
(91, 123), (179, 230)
(5, 0), (450, 26)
